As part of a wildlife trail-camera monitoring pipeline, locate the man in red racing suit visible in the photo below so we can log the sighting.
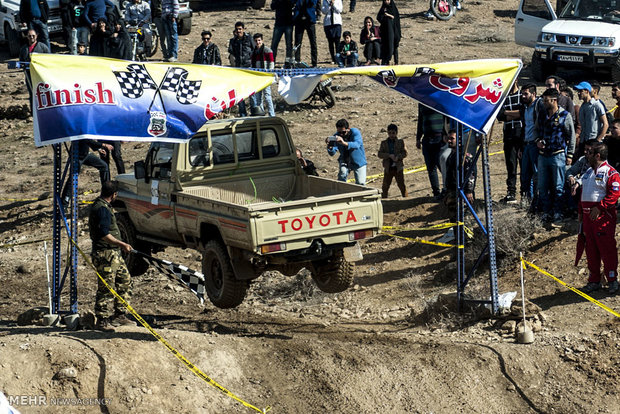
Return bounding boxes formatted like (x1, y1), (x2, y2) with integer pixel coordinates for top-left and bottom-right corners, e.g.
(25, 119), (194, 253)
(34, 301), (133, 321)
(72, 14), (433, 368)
(576, 141), (620, 294)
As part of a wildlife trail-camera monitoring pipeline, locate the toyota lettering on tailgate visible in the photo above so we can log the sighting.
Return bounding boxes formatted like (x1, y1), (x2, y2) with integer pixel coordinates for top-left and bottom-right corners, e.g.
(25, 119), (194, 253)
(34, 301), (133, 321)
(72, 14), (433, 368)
(278, 210), (357, 233)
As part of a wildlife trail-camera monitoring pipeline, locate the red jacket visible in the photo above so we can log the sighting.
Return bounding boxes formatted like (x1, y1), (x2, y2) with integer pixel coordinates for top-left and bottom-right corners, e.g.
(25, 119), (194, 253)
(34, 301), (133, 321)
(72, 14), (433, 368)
(579, 161), (620, 212)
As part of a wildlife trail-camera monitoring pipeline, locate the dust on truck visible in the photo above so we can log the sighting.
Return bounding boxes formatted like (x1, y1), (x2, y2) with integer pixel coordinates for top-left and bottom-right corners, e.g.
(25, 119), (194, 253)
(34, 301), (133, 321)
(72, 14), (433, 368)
(113, 116), (383, 308)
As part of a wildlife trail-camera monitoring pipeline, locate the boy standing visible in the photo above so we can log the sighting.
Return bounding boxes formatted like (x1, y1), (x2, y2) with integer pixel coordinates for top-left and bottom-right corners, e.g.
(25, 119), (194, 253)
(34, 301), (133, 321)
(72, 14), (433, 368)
(378, 124), (408, 198)
(250, 33), (275, 117)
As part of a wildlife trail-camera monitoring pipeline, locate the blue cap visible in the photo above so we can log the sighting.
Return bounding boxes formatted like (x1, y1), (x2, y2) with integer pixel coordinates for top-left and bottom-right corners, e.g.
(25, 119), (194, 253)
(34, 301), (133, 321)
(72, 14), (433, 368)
(574, 81), (592, 92)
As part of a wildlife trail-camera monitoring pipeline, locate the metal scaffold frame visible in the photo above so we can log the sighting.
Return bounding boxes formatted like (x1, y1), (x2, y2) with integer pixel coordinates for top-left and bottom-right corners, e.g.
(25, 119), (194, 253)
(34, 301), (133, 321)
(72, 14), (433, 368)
(455, 124), (499, 314)
(51, 143), (79, 315)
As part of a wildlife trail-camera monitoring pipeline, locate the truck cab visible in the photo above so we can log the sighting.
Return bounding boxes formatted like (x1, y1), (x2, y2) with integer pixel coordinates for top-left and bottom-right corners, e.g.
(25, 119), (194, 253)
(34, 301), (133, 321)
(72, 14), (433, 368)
(515, 0), (620, 81)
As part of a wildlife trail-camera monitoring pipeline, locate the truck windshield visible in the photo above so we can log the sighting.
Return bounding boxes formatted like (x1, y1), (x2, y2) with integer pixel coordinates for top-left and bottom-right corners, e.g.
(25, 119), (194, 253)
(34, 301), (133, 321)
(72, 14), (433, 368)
(559, 0), (620, 22)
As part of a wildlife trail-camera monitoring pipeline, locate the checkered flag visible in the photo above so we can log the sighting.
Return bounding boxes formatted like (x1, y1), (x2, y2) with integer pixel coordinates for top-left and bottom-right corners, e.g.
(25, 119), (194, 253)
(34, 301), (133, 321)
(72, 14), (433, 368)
(160, 67), (202, 105)
(134, 251), (205, 303)
(113, 64), (157, 99)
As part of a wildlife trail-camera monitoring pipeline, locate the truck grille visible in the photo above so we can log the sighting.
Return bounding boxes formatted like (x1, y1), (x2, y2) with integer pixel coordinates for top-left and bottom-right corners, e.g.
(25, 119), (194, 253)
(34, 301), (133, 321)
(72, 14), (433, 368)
(556, 35), (593, 46)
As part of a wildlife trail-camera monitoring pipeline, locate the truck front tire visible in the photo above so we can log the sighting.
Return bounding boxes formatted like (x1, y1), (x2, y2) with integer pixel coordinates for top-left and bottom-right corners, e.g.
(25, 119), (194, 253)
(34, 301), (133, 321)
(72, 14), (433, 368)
(612, 57), (620, 83)
(6, 24), (20, 58)
(202, 240), (248, 308)
(178, 17), (191, 36)
(530, 52), (552, 82)
(116, 214), (151, 276)
(311, 250), (354, 293)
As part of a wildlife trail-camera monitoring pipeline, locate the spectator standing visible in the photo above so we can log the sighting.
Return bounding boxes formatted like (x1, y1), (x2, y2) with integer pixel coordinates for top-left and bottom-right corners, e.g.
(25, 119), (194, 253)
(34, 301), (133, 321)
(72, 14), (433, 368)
(497, 79), (522, 204)
(61, 139), (113, 205)
(84, 0), (114, 29)
(107, 19), (131, 59)
(326, 118), (367, 185)
(359, 16), (380, 65)
(536, 88), (576, 225)
(605, 119), (620, 171)
(416, 105), (446, 198)
(321, 0), (342, 64)
(610, 82), (620, 120)
(575, 82), (608, 143)
(349, 0), (355, 12)
(19, 29), (50, 113)
(576, 141), (620, 294)
(545, 75), (576, 120)
(60, 0), (88, 55)
(251, 33), (276, 117)
(77, 41), (87, 54)
(19, 0), (51, 50)
(89, 181), (135, 332)
(270, 0), (294, 66)
(335, 31), (357, 67)
(161, 0), (179, 61)
(519, 83), (544, 209)
(151, 0), (165, 60)
(89, 18), (112, 56)
(228, 21), (254, 117)
(378, 123), (408, 198)
(377, 0), (400, 65)
(99, 140), (126, 175)
(293, 0), (318, 67)
(193, 30), (221, 65)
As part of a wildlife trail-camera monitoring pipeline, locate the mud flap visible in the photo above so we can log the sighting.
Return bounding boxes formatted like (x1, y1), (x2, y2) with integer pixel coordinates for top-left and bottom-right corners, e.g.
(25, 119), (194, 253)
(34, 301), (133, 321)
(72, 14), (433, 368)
(343, 243), (363, 262)
(230, 259), (260, 280)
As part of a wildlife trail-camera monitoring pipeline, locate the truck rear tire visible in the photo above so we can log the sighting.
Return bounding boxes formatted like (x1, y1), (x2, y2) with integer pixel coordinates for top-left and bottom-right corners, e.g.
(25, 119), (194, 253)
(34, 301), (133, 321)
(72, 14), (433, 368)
(116, 214), (151, 276)
(178, 17), (191, 36)
(252, 0), (267, 8)
(202, 240), (247, 308)
(311, 250), (354, 293)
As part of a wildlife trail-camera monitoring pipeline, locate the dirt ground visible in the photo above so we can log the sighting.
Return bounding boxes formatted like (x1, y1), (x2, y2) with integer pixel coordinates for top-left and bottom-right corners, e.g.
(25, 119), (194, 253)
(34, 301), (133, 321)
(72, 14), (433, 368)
(1, 0), (620, 413)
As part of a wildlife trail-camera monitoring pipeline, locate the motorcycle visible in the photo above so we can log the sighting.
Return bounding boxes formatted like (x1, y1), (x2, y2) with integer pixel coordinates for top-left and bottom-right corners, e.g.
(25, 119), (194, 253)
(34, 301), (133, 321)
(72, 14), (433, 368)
(126, 21), (159, 61)
(285, 44), (337, 108)
(429, 0), (462, 21)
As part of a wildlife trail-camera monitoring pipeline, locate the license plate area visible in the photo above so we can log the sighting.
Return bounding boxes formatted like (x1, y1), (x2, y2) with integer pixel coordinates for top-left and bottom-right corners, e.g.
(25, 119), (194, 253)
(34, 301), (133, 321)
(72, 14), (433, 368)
(556, 54), (584, 62)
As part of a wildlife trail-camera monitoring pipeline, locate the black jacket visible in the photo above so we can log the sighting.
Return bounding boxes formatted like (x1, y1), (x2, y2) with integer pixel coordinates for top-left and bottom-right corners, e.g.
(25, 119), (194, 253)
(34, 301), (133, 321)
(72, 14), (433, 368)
(20, 0), (50, 24)
(193, 43), (222, 65)
(228, 33), (254, 68)
(271, 0), (294, 26)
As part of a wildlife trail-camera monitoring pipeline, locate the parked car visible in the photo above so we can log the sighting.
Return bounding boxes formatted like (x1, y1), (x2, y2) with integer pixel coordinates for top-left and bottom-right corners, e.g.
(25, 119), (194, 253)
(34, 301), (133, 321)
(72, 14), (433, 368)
(515, 0), (620, 81)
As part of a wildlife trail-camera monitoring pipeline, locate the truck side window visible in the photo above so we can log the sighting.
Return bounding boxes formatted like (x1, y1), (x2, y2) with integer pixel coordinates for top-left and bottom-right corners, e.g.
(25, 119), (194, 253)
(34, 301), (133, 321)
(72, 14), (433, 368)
(212, 133), (235, 164)
(149, 142), (174, 179)
(522, 0), (554, 18)
(236, 131), (257, 161)
(261, 129), (280, 158)
(189, 136), (210, 167)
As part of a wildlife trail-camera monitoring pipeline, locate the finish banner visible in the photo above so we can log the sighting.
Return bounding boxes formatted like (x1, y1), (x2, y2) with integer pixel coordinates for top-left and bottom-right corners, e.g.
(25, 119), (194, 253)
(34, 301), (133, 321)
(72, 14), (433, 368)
(279, 59), (522, 134)
(30, 54), (274, 146)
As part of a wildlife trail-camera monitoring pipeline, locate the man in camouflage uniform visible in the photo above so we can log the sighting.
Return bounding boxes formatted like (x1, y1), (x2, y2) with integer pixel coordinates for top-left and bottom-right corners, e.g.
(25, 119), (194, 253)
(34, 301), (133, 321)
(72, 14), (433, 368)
(89, 181), (134, 332)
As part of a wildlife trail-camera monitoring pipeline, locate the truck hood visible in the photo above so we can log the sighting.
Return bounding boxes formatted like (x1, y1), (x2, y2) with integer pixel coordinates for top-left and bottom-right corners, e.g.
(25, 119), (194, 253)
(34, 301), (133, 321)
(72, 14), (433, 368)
(542, 19), (620, 38)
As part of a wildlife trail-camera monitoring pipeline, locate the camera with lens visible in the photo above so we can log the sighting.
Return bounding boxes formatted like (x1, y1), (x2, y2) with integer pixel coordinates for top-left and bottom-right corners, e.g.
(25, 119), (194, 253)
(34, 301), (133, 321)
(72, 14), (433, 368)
(327, 135), (339, 148)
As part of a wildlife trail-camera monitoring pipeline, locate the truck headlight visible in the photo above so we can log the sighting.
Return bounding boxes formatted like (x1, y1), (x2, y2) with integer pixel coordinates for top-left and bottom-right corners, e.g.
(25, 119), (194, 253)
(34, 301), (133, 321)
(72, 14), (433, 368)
(593, 37), (614, 47)
(541, 32), (556, 43)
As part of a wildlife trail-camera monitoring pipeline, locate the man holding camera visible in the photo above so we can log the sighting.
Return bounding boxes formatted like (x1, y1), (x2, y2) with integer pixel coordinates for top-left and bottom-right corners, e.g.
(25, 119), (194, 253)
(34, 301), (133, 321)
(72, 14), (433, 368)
(326, 118), (367, 185)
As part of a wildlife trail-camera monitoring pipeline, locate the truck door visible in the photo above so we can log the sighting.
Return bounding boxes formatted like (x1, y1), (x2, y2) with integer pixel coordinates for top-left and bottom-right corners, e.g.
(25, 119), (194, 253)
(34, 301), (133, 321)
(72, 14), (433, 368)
(134, 142), (179, 240)
(515, 0), (557, 47)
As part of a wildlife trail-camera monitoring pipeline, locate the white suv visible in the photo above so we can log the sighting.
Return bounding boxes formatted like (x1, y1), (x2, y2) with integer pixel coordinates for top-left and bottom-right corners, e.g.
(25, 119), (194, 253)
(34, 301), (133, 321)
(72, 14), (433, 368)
(515, 0), (620, 81)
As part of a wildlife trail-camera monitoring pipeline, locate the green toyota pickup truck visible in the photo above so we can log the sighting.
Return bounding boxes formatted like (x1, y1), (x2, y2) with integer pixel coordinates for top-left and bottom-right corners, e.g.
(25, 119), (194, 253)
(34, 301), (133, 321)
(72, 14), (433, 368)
(113, 117), (383, 308)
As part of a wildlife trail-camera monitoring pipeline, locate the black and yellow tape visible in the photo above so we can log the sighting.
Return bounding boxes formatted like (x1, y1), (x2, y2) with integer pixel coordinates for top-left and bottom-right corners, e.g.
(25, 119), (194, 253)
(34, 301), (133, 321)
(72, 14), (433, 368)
(383, 222), (474, 239)
(71, 240), (271, 413)
(382, 232), (463, 249)
(521, 259), (620, 319)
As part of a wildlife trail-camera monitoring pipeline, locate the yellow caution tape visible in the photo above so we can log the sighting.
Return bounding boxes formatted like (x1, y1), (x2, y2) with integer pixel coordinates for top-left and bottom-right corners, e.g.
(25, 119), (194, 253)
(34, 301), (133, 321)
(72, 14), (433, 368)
(521, 259), (620, 319)
(71, 241), (270, 413)
(0, 237), (52, 249)
(383, 222), (474, 239)
(382, 232), (463, 249)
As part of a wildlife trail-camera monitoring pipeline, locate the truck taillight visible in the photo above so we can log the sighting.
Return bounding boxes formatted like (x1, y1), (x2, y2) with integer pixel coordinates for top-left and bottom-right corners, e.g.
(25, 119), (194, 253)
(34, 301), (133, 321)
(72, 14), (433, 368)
(261, 242), (286, 254)
(349, 230), (373, 241)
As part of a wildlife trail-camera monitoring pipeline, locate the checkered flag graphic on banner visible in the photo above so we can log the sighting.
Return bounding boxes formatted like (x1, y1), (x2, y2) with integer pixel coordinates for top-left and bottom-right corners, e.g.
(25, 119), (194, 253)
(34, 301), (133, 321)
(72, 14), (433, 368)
(134, 251), (205, 303)
(113, 64), (157, 99)
(160, 67), (202, 105)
